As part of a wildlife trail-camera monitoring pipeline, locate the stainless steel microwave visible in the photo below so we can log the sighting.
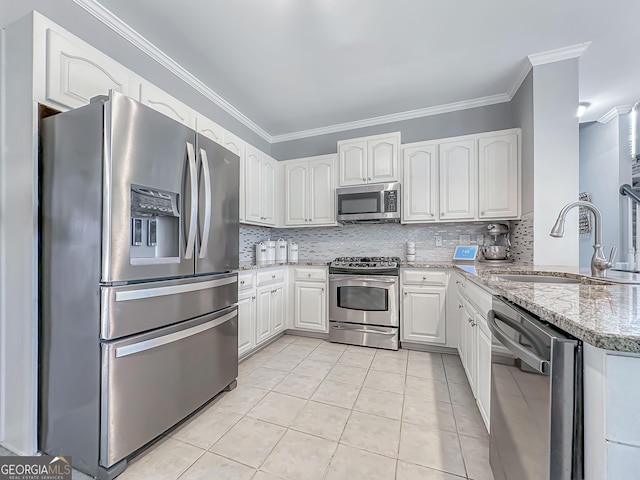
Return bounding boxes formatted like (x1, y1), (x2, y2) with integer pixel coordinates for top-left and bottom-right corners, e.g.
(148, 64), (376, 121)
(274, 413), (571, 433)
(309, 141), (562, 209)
(336, 182), (401, 223)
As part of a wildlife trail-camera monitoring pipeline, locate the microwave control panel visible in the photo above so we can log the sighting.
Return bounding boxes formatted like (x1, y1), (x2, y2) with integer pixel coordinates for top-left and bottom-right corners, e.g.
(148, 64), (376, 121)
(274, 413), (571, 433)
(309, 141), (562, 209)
(384, 190), (398, 212)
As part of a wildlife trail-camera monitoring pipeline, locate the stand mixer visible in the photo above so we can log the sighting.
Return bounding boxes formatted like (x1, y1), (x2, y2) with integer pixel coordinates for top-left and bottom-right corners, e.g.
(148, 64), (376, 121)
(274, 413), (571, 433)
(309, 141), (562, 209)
(481, 223), (513, 262)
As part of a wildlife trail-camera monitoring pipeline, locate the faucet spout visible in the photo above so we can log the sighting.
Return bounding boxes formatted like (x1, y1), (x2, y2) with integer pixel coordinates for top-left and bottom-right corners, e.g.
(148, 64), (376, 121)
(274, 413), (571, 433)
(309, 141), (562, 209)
(549, 201), (614, 277)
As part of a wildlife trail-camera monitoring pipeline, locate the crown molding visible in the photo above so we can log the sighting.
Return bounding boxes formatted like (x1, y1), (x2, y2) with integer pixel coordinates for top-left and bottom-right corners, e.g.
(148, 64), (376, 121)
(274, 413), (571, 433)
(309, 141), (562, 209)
(597, 105), (633, 124)
(71, 0), (273, 142)
(270, 93), (511, 143)
(527, 42), (591, 67)
(507, 60), (532, 100)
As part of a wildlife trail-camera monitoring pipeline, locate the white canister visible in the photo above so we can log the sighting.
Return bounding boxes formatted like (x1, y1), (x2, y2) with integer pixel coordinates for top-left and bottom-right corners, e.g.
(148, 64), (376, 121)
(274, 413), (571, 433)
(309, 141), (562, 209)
(406, 241), (416, 254)
(256, 242), (267, 263)
(288, 241), (299, 263)
(266, 240), (276, 263)
(276, 238), (288, 263)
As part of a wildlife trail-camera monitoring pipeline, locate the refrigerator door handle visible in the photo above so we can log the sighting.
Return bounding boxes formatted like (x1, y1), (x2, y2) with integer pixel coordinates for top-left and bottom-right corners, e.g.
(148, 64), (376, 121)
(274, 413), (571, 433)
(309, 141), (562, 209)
(113, 276), (237, 302)
(198, 148), (212, 259)
(185, 142), (198, 259)
(114, 308), (237, 358)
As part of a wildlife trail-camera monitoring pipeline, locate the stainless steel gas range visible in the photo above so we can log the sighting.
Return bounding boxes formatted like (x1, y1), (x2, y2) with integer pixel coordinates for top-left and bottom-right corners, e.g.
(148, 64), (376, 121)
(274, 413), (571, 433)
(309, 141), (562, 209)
(328, 257), (400, 350)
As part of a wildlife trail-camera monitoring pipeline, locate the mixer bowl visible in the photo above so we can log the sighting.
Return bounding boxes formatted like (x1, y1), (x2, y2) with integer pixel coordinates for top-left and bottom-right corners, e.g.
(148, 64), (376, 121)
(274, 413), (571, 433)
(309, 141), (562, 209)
(483, 245), (509, 260)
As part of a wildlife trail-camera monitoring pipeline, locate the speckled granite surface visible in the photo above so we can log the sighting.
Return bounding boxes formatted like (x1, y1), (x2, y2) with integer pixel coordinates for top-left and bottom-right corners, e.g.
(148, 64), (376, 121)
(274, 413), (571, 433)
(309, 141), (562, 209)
(237, 260), (329, 271)
(455, 266), (640, 353)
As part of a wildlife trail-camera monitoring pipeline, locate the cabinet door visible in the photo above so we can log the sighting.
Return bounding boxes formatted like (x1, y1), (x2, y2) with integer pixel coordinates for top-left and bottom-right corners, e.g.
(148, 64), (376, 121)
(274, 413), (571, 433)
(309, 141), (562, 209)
(238, 293), (256, 357)
(439, 140), (476, 220)
(262, 156), (277, 226)
(285, 162), (308, 225)
(401, 287), (446, 344)
(271, 285), (285, 334)
(478, 133), (519, 219)
(461, 301), (476, 392)
(476, 321), (492, 431)
(338, 140), (368, 186)
(256, 287), (272, 345)
(294, 282), (327, 332)
(244, 146), (263, 223)
(309, 157), (336, 225)
(46, 29), (131, 109)
(222, 132), (246, 222)
(402, 145), (438, 222)
(138, 82), (195, 128)
(197, 115), (225, 146)
(368, 136), (399, 183)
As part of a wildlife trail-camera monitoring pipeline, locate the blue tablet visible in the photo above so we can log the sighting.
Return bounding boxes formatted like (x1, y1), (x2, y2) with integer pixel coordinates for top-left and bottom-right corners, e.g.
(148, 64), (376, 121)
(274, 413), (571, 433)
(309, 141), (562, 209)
(453, 245), (479, 262)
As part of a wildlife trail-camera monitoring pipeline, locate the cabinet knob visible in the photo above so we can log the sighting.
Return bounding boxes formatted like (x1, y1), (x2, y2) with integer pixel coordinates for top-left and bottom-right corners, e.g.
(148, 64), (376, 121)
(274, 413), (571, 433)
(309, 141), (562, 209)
(468, 317), (473, 323)
(272, 275), (275, 278)
(362, 177), (366, 181)
(404, 292), (408, 296)
(458, 304), (463, 309)
(368, 177), (372, 181)
(240, 280), (245, 285)
(422, 276), (427, 280)
(252, 296), (256, 300)
(441, 212), (445, 216)
(480, 211), (485, 216)
(471, 322), (477, 327)
(456, 280), (461, 285)
(321, 288), (325, 292)
(308, 273), (311, 277)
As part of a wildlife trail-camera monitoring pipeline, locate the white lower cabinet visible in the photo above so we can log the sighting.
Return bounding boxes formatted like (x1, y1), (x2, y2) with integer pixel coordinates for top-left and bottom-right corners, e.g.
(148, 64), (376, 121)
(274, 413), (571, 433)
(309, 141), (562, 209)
(237, 292), (256, 357)
(294, 282), (327, 332)
(256, 283), (285, 345)
(401, 286), (446, 344)
(271, 285), (285, 334)
(460, 299), (478, 393)
(400, 269), (448, 346)
(476, 315), (492, 430)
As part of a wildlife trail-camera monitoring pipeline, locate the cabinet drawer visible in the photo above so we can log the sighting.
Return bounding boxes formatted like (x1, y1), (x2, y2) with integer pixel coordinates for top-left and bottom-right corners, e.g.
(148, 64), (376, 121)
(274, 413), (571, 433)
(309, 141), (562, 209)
(256, 268), (285, 286)
(293, 267), (327, 282)
(402, 270), (448, 286)
(238, 272), (254, 292)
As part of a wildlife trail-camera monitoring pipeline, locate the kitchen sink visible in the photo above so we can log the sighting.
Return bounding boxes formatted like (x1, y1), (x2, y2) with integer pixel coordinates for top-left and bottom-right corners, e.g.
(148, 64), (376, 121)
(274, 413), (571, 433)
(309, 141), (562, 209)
(494, 274), (609, 285)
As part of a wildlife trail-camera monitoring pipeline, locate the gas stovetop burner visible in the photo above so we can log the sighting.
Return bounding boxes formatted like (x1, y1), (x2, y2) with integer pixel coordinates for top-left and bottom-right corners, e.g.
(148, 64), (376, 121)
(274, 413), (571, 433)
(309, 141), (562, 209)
(329, 256), (401, 275)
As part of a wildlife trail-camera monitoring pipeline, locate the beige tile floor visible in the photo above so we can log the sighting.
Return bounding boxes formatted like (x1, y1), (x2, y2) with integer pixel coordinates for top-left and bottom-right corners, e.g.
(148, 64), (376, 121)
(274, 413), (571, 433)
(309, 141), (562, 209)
(1, 334), (494, 480)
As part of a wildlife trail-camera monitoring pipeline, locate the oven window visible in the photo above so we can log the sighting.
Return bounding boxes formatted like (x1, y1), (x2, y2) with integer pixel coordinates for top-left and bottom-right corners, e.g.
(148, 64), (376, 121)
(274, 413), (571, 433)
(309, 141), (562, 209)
(337, 286), (388, 311)
(338, 193), (380, 214)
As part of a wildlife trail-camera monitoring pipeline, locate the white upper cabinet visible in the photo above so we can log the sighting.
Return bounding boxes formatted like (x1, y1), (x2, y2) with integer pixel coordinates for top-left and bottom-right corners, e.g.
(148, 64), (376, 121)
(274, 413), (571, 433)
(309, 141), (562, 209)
(337, 133), (400, 186)
(262, 156), (277, 226)
(285, 162), (309, 225)
(284, 155), (336, 226)
(478, 133), (519, 219)
(309, 157), (336, 224)
(368, 136), (399, 183)
(245, 145), (277, 226)
(338, 140), (368, 186)
(196, 115), (225, 146)
(439, 139), (476, 220)
(45, 28), (131, 109)
(402, 143), (438, 222)
(138, 81), (195, 128)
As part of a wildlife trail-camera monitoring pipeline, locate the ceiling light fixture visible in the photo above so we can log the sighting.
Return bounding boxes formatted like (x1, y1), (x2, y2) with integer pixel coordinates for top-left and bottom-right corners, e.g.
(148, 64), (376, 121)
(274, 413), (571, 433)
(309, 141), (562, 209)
(577, 102), (591, 118)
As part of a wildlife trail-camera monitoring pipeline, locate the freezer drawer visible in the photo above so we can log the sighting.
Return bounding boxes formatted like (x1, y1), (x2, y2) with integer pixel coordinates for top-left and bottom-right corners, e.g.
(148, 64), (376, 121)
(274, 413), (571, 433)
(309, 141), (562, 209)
(100, 306), (238, 467)
(101, 272), (237, 339)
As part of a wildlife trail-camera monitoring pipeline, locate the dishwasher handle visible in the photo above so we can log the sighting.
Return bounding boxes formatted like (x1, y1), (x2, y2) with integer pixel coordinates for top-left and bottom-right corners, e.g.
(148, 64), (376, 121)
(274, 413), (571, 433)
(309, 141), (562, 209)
(488, 309), (550, 374)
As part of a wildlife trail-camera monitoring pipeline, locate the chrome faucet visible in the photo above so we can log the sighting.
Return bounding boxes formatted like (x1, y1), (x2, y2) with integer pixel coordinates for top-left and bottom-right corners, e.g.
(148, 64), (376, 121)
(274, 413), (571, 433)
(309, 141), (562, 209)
(549, 201), (617, 278)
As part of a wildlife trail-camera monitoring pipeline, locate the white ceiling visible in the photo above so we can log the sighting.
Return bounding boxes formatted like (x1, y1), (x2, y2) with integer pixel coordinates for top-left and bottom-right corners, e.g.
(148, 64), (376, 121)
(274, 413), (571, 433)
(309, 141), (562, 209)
(32, 1), (640, 137)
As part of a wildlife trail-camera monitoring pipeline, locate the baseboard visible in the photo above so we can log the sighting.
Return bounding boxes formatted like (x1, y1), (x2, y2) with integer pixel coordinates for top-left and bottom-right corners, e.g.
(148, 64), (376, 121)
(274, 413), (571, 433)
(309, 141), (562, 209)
(400, 342), (459, 355)
(284, 329), (329, 340)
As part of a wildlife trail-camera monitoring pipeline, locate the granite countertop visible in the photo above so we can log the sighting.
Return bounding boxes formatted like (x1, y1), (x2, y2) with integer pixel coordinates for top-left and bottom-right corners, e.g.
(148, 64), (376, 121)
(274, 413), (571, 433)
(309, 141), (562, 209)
(237, 260), (329, 271)
(455, 265), (640, 353)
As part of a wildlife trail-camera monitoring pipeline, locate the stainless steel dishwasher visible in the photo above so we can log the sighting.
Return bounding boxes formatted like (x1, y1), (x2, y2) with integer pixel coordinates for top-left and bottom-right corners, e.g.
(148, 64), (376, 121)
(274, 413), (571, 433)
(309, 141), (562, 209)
(488, 296), (583, 480)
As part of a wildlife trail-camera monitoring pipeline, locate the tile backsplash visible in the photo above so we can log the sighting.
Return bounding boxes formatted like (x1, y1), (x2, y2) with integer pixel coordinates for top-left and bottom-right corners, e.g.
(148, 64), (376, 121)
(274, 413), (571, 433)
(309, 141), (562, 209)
(239, 221), (534, 263)
(509, 213), (534, 265)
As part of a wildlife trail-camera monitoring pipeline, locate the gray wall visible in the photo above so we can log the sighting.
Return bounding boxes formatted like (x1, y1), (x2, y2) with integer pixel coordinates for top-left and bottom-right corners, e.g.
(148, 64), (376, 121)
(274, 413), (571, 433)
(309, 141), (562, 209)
(511, 70), (534, 215)
(0, 1), (271, 152)
(270, 102), (514, 160)
(579, 120), (621, 267)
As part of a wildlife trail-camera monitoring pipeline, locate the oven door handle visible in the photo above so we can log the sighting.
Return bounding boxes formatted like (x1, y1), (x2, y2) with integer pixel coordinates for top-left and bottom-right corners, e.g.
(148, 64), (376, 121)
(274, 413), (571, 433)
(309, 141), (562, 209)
(330, 276), (397, 284)
(488, 310), (549, 374)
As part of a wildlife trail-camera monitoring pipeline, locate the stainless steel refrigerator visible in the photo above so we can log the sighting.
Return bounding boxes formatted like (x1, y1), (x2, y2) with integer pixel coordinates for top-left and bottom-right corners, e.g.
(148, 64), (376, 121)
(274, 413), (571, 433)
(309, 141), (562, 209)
(39, 91), (240, 479)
